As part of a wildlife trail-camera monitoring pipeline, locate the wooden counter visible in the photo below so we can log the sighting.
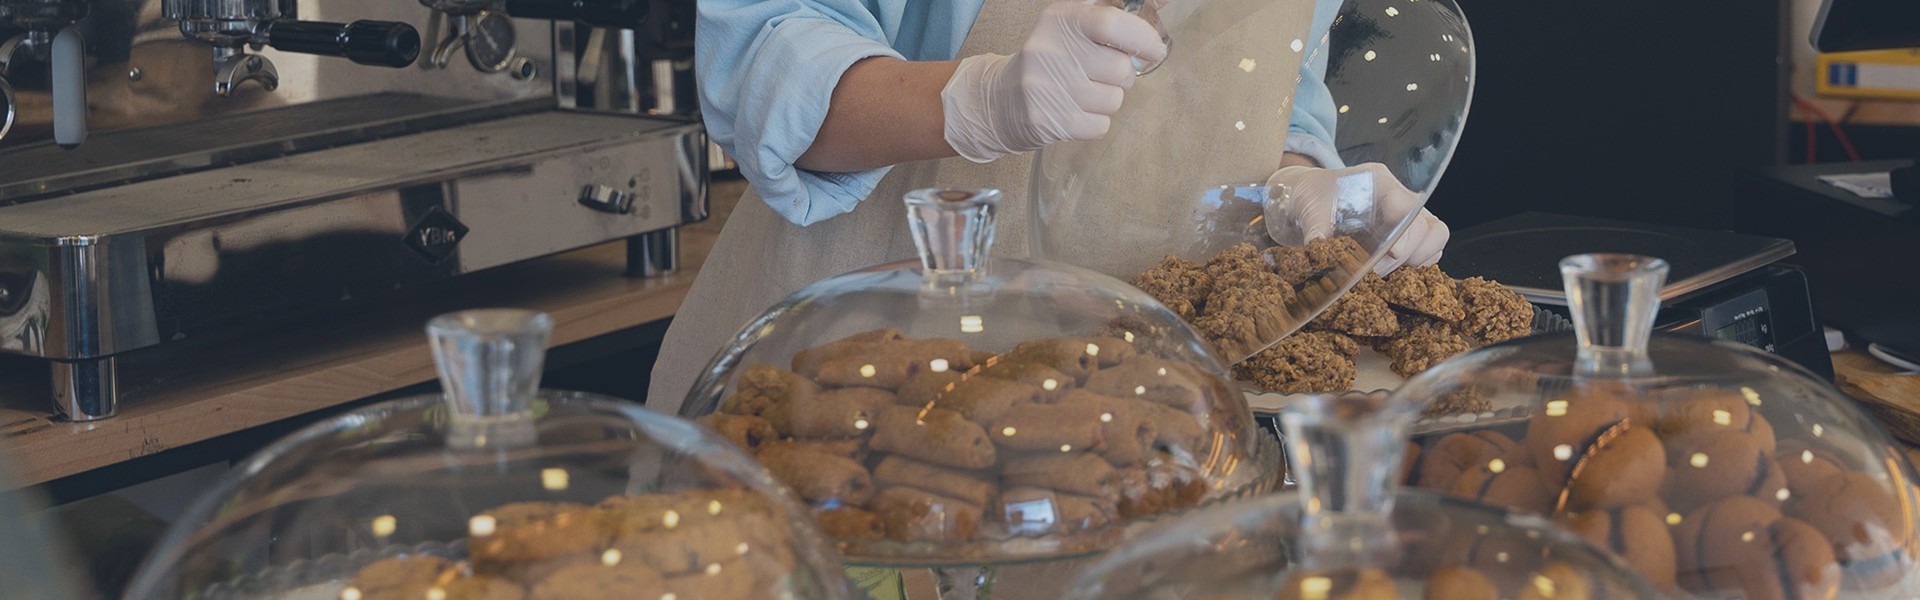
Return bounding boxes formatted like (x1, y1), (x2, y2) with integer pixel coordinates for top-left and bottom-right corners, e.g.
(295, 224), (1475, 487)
(0, 181), (744, 489)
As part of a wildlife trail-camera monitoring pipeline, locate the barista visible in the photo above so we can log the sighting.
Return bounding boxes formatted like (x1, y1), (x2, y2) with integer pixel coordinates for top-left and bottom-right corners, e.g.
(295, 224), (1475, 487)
(652, 0), (1451, 415)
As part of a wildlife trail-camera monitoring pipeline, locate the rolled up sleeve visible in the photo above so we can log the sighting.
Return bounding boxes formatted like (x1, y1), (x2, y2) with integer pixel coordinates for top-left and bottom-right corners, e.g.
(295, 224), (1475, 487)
(697, 1), (906, 226)
(1286, 0), (1345, 169)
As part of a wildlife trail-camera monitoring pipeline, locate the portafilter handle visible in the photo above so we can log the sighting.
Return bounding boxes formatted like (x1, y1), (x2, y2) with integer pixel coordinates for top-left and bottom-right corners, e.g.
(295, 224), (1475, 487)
(260, 20), (422, 68)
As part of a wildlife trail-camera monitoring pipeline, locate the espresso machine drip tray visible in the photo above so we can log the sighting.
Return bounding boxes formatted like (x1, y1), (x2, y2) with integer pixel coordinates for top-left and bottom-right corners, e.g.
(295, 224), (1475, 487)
(0, 94), (539, 204)
(0, 108), (707, 421)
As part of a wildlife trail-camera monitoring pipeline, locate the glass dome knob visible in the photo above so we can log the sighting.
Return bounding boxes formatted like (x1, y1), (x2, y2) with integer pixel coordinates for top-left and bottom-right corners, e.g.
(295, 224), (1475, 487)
(428, 309), (553, 448)
(906, 188), (998, 278)
(1559, 254), (1668, 377)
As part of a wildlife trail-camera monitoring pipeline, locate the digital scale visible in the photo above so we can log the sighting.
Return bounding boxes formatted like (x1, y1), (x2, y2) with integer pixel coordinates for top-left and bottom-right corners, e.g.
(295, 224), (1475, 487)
(1439, 212), (1833, 380)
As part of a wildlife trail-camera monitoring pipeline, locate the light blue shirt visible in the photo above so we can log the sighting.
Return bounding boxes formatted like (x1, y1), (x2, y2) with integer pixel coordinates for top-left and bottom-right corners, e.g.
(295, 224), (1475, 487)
(697, 0), (1345, 226)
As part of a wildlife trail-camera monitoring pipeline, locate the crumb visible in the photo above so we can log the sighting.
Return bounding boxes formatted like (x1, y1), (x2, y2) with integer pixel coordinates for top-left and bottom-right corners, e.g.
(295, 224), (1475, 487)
(1383, 265), (1466, 322)
(1234, 332), (1358, 394)
(1204, 243), (1266, 279)
(1306, 272), (1398, 337)
(1129, 256), (1212, 319)
(1380, 319), (1474, 378)
(1455, 277), (1532, 344)
(1265, 237), (1366, 287)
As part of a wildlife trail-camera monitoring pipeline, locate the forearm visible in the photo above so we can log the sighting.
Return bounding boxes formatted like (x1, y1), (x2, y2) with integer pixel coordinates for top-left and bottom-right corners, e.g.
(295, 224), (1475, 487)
(796, 56), (961, 172)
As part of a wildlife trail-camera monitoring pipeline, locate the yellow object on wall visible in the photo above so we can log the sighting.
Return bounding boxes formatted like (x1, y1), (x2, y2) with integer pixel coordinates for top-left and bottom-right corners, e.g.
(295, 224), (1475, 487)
(1817, 49), (1920, 101)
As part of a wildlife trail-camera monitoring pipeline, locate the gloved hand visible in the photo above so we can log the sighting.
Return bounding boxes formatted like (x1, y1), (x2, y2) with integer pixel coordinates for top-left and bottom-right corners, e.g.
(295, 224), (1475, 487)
(1263, 163), (1450, 276)
(941, 2), (1168, 163)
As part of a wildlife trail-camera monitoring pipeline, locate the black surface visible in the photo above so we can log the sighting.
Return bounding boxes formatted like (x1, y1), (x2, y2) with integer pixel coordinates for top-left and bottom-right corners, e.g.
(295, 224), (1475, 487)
(1812, 0), (1920, 52)
(1439, 212), (1794, 297)
(263, 20), (421, 68)
(1428, 0), (1786, 231)
(1737, 163), (1920, 355)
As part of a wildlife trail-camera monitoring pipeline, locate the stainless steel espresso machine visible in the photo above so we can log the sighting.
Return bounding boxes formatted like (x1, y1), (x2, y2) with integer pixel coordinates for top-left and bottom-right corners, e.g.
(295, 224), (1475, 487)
(0, 0), (705, 421)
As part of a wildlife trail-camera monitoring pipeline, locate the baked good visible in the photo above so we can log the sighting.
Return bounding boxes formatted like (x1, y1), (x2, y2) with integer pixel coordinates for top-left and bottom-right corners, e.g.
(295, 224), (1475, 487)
(1450, 458), (1554, 515)
(976, 360), (1074, 400)
(695, 413), (778, 451)
(1424, 567), (1497, 600)
(1790, 471), (1914, 589)
(1129, 256), (1212, 319)
(1003, 452), (1118, 498)
(873, 455), (996, 508)
(989, 402), (1106, 453)
(1422, 387), (1493, 418)
(1662, 429), (1779, 512)
(1559, 425), (1665, 511)
(428, 577), (526, 600)
(756, 437), (865, 458)
(721, 364), (819, 417)
(815, 507), (886, 540)
(1379, 319), (1473, 378)
(931, 375), (1038, 424)
(896, 370), (965, 408)
(1523, 388), (1632, 488)
(348, 555), (457, 600)
(1000, 486), (1116, 534)
(529, 561), (665, 600)
(867, 486), (982, 543)
(1002, 338), (1103, 381)
(762, 387), (892, 438)
(1675, 497), (1840, 600)
(1203, 243), (1267, 279)
(1774, 440), (1846, 502)
(1559, 504), (1677, 589)
(1055, 391), (1160, 467)
(1402, 442), (1422, 486)
(1414, 431), (1519, 491)
(869, 406), (997, 469)
(1308, 273), (1399, 337)
(1654, 387), (1773, 453)
(1084, 356), (1210, 412)
(467, 502), (605, 572)
(1196, 278), (1293, 356)
(756, 444), (874, 505)
(1234, 331), (1358, 394)
(1516, 562), (1592, 600)
(1274, 567), (1398, 600)
(1454, 277), (1532, 344)
(1383, 265), (1465, 322)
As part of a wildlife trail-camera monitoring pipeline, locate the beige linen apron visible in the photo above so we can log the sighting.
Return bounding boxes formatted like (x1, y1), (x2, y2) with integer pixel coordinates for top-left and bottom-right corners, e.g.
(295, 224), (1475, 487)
(647, 0), (1046, 415)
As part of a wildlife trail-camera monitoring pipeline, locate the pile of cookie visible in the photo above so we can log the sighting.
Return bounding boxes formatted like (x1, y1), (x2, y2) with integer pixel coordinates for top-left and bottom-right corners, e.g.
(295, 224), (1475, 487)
(1405, 385), (1914, 597)
(342, 489), (795, 600)
(697, 328), (1228, 555)
(1128, 237), (1533, 400)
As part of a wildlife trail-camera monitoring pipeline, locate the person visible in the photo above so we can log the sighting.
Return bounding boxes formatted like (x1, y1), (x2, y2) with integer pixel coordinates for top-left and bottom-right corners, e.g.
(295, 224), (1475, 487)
(653, 0), (1450, 416)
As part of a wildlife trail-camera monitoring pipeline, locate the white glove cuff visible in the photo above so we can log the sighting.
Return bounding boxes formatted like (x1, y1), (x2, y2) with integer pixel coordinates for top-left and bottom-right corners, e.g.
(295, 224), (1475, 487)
(942, 53), (1014, 164)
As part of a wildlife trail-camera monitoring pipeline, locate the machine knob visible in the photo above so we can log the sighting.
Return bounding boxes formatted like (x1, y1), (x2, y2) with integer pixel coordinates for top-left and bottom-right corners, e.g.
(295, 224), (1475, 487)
(504, 0), (648, 29)
(262, 20), (421, 68)
(578, 184), (633, 214)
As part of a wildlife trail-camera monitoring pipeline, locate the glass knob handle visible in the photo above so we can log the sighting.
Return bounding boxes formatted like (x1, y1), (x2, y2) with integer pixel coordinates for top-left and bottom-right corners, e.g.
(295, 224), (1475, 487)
(1090, 0), (1169, 75)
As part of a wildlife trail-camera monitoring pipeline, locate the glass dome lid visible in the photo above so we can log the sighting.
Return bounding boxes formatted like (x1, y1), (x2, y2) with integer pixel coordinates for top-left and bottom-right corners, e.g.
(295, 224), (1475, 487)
(1392, 254), (1920, 598)
(679, 189), (1284, 593)
(125, 310), (856, 600)
(0, 461), (88, 600)
(1061, 388), (1664, 599)
(1032, 0), (1475, 363)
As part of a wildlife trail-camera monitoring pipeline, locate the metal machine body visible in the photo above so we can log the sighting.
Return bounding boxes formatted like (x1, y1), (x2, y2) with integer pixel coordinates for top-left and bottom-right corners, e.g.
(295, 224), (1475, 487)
(0, 0), (704, 421)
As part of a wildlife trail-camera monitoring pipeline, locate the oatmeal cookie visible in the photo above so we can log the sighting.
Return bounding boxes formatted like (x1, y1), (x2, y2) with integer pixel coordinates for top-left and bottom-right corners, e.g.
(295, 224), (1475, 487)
(1203, 243), (1266, 279)
(1306, 273), (1398, 337)
(1129, 256), (1213, 318)
(1234, 332), (1360, 394)
(1383, 265), (1466, 322)
(1455, 277), (1532, 344)
(1380, 319), (1473, 378)
(1196, 284), (1292, 357)
(1265, 236), (1366, 287)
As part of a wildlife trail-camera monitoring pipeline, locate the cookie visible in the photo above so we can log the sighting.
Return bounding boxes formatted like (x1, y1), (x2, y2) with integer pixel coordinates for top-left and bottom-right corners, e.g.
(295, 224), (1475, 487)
(1415, 431), (1519, 491)
(1450, 458), (1554, 515)
(1663, 429), (1782, 512)
(1275, 567), (1398, 600)
(1559, 425), (1665, 511)
(1790, 471), (1914, 589)
(1425, 567), (1497, 600)
(1383, 265), (1465, 322)
(1559, 504), (1677, 589)
(530, 561), (665, 600)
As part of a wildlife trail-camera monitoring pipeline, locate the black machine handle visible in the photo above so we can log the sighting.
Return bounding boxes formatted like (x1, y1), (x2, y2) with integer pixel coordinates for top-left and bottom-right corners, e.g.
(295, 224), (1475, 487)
(263, 20), (421, 68)
(505, 0), (648, 29)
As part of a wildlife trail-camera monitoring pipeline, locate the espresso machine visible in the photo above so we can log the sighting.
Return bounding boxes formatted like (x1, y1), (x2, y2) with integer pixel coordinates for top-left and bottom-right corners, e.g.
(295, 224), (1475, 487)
(0, 0), (704, 421)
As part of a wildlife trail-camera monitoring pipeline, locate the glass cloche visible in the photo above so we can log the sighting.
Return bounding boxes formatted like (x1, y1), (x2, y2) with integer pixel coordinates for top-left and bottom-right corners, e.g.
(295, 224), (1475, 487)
(1061, 389), (1664, 599)
(1031, 0), (1475, 362)
(1394, 254), (1920, 598)
(0, 461), (88, 600)
(680, 188), (1285, 597)
(125, 310), (856, 600)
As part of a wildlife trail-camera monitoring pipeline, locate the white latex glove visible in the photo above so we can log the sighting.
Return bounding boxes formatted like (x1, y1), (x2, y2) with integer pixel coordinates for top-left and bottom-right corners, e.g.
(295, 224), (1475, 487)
(941, 2), (1169, 163)
(1264, 163), (1450, 276)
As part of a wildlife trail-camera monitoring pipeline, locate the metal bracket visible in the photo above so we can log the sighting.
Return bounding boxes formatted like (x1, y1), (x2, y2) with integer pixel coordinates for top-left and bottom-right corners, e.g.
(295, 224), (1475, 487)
(214, 52), (279, 96)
